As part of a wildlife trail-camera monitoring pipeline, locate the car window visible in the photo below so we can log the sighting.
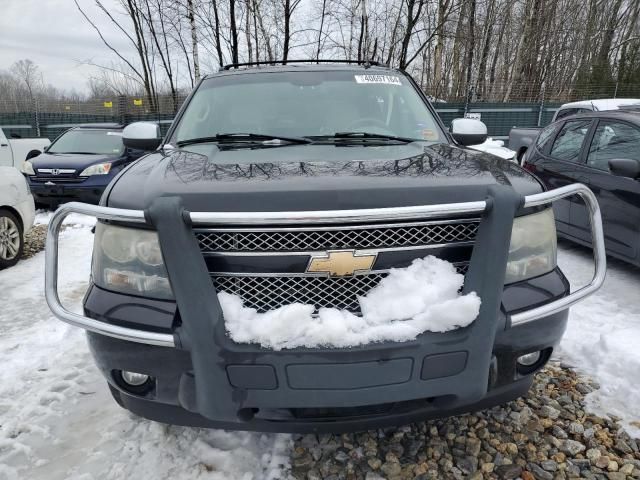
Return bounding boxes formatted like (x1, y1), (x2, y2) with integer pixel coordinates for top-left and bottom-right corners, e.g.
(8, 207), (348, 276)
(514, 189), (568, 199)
(555, 108), (577, 120)
(173, 70), (444, 143)
(587, 121), (640, 172)
(536, 124), (559, 152)
(47, 130), (124, 155)
(549, 120), (591, 162)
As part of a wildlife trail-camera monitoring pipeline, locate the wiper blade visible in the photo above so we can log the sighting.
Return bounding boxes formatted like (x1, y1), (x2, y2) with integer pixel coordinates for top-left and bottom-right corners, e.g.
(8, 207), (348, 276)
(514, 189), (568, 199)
(306, 132), (419, 144)
(333, 132), (418, 142)
(54, 151), (100, 155)
(177, 133), (312, 147)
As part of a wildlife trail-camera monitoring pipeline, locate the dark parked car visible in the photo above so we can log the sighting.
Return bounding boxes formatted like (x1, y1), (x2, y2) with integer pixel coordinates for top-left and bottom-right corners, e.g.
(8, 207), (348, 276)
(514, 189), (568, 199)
(523, 111), (640, 266)
(21, 124), (148, 206)
(44, 61), (604, 433)
(508, 98), (640, 163)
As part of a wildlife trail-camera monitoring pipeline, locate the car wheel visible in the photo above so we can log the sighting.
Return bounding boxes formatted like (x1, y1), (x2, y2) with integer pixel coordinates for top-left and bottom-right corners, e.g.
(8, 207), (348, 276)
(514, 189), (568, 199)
(0, 210), (24, 269)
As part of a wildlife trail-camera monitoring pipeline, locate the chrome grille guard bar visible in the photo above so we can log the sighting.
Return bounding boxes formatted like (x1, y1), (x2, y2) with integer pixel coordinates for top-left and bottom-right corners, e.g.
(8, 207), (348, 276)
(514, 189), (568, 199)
(44, 183), (606, 347)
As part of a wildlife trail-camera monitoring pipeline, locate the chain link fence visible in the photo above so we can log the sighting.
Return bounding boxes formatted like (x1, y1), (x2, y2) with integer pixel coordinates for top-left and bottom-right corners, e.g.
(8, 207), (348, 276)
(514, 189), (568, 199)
(1, 82), (638, 141)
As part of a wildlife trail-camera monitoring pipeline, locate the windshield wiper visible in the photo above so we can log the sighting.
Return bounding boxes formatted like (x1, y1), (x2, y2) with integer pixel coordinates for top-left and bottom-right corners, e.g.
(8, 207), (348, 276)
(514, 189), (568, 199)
(176, 133), (312, 147)
(310, 132), (419, 144)
(52, 151), (101, 155)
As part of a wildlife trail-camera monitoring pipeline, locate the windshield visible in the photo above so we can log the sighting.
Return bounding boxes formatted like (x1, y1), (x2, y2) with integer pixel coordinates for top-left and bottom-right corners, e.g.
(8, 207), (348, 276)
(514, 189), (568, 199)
(48, 129), (125, 155)
(173, 70), (443, 144)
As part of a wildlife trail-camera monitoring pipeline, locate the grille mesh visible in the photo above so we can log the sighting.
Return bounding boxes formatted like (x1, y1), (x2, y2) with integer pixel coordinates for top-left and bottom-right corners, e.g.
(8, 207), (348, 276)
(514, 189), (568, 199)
(196, 221), (479, 253)
(213, 264), (469, 314)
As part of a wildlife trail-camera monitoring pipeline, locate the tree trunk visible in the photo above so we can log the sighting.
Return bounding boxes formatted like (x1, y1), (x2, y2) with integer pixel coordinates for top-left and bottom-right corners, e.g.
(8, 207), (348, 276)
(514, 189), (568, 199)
(432, 0), (451, 98)
(283, 0), (291, 62)
(230, 0), (239, 64)
(187, 0), (200, 80)
(245, 0), (254, 63)
(476, 0), (495, 99)
(316, 0), (327, 59)
(212, 0), (225, 66)
(463, 0), (476, 99)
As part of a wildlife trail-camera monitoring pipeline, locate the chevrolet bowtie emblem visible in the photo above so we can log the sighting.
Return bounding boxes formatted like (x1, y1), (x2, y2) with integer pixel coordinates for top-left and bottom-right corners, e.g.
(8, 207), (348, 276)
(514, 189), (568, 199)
(307, 250), (377, 277)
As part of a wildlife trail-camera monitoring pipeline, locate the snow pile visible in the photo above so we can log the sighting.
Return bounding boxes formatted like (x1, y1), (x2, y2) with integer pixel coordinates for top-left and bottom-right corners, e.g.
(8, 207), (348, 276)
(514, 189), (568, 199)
(221, 256), (481, 350)
(469, 138), (516, 160)
(557, 244), (640, 438)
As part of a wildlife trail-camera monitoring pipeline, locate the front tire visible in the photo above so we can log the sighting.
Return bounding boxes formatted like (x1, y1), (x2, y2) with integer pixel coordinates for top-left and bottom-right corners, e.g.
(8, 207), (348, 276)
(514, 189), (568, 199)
(0, 210), (24, 269)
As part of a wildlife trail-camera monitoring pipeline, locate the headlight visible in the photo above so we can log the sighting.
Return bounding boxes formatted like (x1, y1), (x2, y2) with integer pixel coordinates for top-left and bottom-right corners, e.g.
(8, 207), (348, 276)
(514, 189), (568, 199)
(505, 208), (557, 284)
(21, 161), (35, 175)
(80, 163), (112, 176)
(92, 223), (173, 299)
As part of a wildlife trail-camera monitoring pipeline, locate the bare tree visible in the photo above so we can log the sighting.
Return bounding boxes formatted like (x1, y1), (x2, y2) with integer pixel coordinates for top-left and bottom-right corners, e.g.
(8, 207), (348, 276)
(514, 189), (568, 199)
(10, 59), (41, 102)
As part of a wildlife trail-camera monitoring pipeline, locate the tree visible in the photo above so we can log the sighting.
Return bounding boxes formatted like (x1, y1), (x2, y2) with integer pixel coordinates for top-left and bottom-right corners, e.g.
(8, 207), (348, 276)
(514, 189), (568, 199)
(10, 60), (41, 102)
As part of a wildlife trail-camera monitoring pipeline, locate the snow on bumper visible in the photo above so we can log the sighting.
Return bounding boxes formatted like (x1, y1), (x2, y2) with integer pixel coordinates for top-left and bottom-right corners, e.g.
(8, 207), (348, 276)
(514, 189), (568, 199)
(222, 256), (481, 350)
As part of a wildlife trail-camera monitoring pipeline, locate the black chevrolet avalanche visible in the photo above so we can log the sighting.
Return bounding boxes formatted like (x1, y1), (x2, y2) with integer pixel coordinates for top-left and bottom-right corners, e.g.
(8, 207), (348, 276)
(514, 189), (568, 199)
(45, 62), (605, 433)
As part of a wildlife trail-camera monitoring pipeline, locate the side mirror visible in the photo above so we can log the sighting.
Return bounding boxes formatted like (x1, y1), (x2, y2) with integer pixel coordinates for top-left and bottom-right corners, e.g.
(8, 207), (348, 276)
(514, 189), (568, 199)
(450, 118), (488, 146)
(608, 158), (640, 178)
(123, 122), (162, 151)
(25, 149), (41, 160)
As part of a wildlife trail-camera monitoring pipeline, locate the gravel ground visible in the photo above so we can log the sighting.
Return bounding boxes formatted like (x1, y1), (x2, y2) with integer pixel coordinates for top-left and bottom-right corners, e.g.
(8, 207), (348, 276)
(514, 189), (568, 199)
(289, 362), (640, 480)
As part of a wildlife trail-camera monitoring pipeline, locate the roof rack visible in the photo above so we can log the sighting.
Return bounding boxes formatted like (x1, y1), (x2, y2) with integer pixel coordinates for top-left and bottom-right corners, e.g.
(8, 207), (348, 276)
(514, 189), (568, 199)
(221, 59), (386, 71)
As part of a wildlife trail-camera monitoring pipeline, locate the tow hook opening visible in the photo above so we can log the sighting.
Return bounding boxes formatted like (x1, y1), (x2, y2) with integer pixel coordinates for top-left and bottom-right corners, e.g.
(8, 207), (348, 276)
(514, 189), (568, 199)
(237, 408), (259, 422)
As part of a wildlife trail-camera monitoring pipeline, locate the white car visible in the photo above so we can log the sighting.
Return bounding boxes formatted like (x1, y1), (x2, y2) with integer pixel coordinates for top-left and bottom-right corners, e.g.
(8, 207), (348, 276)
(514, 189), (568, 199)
(0, 166), (35, 268)
(0, 127), (50, 170)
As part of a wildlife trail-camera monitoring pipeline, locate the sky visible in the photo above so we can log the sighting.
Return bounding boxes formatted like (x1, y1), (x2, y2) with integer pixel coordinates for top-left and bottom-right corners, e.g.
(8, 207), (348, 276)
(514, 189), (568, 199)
(0, 0), (137, 93)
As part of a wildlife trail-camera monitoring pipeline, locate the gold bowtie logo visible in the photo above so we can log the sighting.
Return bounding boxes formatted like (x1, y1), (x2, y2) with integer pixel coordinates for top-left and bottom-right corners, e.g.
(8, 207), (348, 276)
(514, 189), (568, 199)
(307, 250), (377, 277)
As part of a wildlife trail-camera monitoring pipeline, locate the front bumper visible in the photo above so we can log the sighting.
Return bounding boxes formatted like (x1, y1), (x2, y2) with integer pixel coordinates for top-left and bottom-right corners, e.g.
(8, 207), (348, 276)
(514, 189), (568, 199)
(28, 178), (110, 206)
(14, 195), (35, 235)
(84, 271), (569, 432)
(44, 184), (606, 432)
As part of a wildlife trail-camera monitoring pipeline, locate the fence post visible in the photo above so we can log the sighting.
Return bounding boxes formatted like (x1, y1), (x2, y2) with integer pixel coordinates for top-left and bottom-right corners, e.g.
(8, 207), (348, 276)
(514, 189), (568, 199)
(537, 83), (545, 127)
(464, 85), (473, 117)
(118, 95), (127, 126)
(34, 97), (41, 138)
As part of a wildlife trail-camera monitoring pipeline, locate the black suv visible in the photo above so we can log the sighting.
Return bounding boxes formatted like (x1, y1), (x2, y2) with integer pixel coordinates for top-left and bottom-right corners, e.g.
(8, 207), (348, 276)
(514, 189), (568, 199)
(45, 61), (605, 433)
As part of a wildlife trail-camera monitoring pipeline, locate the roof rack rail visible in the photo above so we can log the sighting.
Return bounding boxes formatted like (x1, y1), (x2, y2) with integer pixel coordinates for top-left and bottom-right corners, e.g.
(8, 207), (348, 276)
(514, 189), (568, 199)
(221, 59), (386, 71)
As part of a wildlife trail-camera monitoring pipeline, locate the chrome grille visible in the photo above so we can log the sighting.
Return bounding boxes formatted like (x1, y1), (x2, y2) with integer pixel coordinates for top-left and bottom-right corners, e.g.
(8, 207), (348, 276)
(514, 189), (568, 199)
(214, 274), (385, 313)
(196, 220), (479, 253)
(213, 264), (469, 314)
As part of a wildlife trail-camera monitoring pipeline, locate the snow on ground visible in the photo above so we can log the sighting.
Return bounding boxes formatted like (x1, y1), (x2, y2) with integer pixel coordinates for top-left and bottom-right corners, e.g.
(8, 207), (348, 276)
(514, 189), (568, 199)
(0, 219), (291, 480)
(34, 210), (96, 228)
(223, 256), (480, 350)
(1, 219), (640, 479)
(557, 240), (640, 438)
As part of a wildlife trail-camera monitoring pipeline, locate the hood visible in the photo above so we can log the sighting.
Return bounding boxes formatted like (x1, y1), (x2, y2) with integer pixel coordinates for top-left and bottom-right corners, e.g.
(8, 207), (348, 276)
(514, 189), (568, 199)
(105, 143), (543, 212)
(31, 152), (121, 170)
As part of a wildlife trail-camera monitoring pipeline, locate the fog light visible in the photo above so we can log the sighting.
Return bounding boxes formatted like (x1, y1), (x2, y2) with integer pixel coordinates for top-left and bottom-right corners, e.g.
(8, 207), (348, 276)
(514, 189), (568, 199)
(517, 351), (541, 367)
(120, 370), (150, 386)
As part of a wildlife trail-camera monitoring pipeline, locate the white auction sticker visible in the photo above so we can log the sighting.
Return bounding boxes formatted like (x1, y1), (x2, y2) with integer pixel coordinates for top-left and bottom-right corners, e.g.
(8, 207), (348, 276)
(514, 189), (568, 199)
(354, 75), (402, 85)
